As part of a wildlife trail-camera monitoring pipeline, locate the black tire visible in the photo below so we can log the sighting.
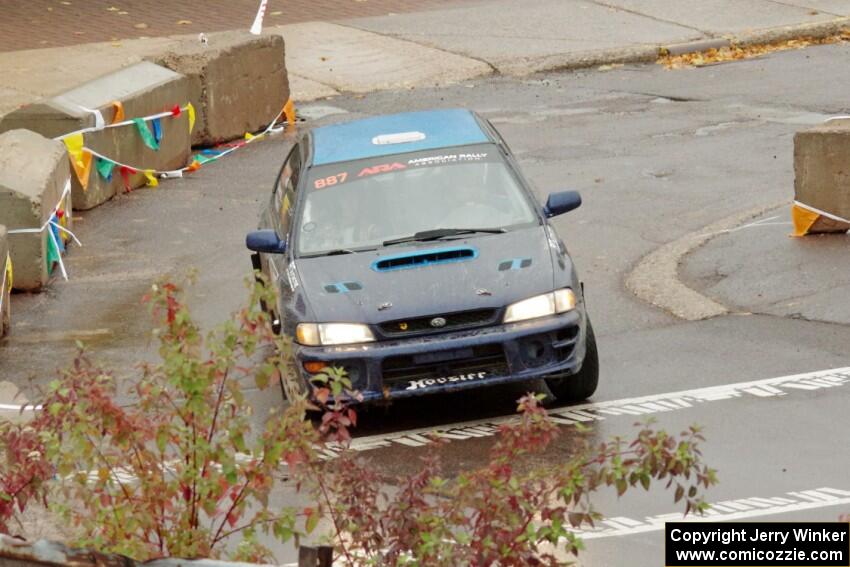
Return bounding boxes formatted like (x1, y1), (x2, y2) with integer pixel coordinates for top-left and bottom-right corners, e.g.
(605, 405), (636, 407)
(252, 254), (282, 335)
(545, 318), (599, 403)
(264, 304), (282, 335)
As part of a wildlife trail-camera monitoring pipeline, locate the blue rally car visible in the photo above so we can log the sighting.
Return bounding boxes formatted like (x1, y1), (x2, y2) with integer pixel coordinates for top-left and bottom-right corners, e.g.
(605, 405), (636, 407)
(246, 109), (598, 404)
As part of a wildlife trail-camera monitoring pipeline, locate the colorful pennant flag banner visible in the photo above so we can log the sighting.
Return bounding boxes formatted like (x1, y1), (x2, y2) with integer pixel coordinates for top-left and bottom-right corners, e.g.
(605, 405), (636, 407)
(6, 178), (79, 281)
(72, 99), (295, 184)
(95, 157), (115, 182)
(9, 97), (298, 285)
(0, 253), (12, 313)
(59, 103), (195, 190)
(791, 200), (850, 236)
(133, 117), (160, 151)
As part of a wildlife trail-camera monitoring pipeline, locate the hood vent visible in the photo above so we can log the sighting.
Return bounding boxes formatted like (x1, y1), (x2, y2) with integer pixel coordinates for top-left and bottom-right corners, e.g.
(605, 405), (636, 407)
(372, 246), (477, 272)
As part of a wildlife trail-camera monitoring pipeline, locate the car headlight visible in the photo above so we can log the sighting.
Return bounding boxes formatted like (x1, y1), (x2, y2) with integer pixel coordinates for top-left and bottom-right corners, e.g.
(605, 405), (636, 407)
(503, 289), (577, 323)
(296, 323), (376, 346)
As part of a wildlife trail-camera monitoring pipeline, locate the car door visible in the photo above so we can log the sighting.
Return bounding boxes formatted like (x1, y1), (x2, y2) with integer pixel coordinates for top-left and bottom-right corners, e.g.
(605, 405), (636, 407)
(268, 144), (302, 322)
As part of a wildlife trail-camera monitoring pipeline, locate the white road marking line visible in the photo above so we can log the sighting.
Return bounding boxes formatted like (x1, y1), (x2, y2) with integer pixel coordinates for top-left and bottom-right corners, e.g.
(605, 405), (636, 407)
(576, 487), (850, 541)
(346, 366), (850, 453)
(277, 489), (850, 565)
(0, 403), (40, 412)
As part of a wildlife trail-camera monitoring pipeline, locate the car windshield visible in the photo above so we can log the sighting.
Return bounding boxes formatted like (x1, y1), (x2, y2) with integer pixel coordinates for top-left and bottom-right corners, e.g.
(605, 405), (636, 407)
(296, 145), (539, 256)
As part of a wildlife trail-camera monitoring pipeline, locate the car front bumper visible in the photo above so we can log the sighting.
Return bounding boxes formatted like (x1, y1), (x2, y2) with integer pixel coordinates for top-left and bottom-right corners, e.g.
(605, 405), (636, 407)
(293, 309), (587, 402)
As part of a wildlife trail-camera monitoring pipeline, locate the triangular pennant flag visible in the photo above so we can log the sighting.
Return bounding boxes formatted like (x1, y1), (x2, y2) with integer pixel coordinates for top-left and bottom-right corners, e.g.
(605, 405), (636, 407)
(95, 157), (115, 182)
(51, 219), (65, 254)
(56, 208), (70, 244)
(5, 253), (13, 291)
(171, 104), (182, 117)
(45, 221), (61, 275)
(792, 204), (819, 237)
(151, 117), (162, 143)
(186, 159), (201, 172)
(111, 100), (125, 124)
(63, 132), (84, 157)
(119, 166), (136, 193)
(244, 132), (256, 141)
(64, 134), (93, 191)
(195, 153), (217, 165)
(75, 151), (92, 191)
(144, 170), (159, 187)
(187, 103), (196, 133)
(791, 203), (850, 236)
(283, 98), (296, 130)
(133, 118), (159, 150)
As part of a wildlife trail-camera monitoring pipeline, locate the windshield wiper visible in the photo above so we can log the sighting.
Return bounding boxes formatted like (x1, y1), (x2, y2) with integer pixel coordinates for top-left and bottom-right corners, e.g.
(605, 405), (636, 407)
(383, 227), (506, 247)
(301, 248), (358, 258)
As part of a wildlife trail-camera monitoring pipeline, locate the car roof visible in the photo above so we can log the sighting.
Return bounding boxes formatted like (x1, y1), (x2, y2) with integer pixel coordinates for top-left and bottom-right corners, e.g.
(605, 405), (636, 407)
(309, 109), (493, 166)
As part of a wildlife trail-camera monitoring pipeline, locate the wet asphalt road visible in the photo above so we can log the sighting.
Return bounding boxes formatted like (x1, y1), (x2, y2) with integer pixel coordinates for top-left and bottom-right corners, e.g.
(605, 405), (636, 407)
(3, 43), (850, 565)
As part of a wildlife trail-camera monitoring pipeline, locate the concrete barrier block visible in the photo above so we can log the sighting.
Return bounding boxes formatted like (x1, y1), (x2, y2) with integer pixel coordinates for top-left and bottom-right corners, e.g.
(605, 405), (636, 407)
(0, 129), (71, 291)
(0, 62), (192, 210)
(153, 31), (289, 146)
(0, 224), (9, 337)
(795, 119), (850, 229)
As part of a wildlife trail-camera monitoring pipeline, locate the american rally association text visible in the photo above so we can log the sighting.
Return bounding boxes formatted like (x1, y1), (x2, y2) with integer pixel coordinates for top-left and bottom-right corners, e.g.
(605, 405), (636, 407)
(669, 527), (848, 547)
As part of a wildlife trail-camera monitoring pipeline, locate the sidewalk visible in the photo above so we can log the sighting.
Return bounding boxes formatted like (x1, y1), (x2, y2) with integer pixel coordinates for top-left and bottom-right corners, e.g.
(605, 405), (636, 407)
(1, 0), (849, 117)
(0, 0), (470, 52)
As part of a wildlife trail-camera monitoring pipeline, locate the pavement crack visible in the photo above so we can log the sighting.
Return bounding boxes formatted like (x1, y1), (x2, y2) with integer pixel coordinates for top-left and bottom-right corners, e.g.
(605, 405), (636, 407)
(622, 90), (704, 103)
(763, 0), (843, 17)
(585, 0), (713, 36)
(331, 22), (500, 76)
(289, 72), (341, 94)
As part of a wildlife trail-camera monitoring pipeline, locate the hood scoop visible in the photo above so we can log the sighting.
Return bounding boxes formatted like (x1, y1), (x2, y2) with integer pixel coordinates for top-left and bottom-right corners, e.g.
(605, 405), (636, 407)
(372, 246), (478, 272)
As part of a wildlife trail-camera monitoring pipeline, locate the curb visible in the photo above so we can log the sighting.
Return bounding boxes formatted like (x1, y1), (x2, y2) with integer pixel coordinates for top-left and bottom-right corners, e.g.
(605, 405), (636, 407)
(499, 16), (850, 76)
(625, 201), (788, 322)
(661, 38), (731, 56)
(499, 45), (659, 76)
(727, 16), (850, 47)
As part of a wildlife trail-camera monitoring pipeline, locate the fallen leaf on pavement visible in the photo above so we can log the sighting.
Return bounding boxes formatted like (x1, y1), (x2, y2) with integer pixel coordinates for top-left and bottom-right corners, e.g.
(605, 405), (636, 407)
(134, 23), (148, 29)
(271, 11), (282, 15)
(176, 20), (192, 25)
(659, 29), (850, 69)
(107, 6), (119, 11)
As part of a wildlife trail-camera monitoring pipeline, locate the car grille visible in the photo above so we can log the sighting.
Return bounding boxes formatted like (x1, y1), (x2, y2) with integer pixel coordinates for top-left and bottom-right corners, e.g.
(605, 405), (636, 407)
(379, 308), (498, 337)
(382, 344), (509, 386)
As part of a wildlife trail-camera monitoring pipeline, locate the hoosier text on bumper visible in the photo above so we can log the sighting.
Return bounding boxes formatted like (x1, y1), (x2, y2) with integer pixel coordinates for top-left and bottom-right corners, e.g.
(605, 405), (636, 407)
(405, 371), (489, 391)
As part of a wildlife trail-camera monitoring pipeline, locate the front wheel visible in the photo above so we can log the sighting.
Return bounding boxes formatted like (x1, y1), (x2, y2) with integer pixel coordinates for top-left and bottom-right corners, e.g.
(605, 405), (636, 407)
(545, 318), (599, 403)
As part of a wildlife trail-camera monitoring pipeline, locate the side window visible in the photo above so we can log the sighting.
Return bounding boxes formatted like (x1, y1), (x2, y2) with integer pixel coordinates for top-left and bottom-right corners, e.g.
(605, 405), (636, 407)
(274, 146), (302, 239)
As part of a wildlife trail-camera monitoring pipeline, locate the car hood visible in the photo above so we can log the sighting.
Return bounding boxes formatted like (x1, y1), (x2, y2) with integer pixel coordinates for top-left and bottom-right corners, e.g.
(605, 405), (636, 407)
(293, 226), (565, 324)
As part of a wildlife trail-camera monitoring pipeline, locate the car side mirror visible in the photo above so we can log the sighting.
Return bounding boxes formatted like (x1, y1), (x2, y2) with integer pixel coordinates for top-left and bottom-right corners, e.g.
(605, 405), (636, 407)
(543, 191), (582, 218)
(246, 229), (287, 254)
